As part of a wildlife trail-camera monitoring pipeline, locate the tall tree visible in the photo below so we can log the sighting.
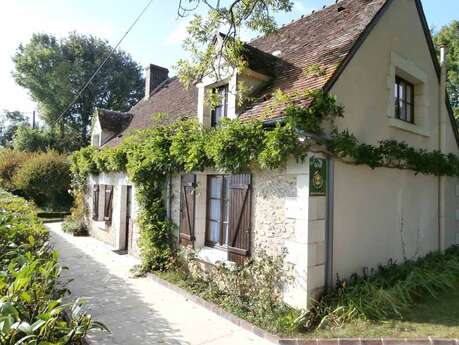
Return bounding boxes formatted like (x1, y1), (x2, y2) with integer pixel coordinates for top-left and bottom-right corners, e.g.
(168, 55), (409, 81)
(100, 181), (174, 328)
(434, 21), (459, 119)
(0, 110), (28, 148)
(13, 33), (144, 143)
(175, 0), (293, 86)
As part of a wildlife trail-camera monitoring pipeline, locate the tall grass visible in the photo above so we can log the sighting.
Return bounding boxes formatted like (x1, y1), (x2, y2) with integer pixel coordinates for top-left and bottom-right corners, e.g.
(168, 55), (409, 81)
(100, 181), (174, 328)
(307, 247), (459, 329)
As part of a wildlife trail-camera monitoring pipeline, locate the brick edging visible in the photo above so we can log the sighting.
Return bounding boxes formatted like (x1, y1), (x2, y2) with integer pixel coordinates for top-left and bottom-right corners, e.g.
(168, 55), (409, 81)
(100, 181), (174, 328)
(146, 273), (459, 345)
(146, 273), (281, 344)
(279, 339), (459, 345)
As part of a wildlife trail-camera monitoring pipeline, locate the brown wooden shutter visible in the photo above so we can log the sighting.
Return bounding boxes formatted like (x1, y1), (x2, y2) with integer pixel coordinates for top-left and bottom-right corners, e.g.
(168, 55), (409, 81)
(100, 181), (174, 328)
(179, 174), (196, 247)
(104, 185), (114, 223)
(228, 173), (252, 264)
(92, 185), (99, 220)
(97, 185), (106, 221)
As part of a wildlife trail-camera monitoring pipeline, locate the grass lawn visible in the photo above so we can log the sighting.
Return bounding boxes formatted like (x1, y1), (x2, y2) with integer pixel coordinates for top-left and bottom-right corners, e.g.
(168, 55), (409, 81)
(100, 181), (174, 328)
(308, 289), (459, 339)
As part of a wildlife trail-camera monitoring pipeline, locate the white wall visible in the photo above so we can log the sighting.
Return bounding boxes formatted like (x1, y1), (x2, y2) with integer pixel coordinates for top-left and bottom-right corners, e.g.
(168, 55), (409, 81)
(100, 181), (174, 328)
(329, 0), (459, 279)
(87, 172), (141, 256)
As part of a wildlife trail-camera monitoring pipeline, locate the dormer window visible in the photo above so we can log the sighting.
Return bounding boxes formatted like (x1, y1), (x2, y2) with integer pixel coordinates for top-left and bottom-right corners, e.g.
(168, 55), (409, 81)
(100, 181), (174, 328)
(211, 85), (229, 127)
(394, 76), (415, 124)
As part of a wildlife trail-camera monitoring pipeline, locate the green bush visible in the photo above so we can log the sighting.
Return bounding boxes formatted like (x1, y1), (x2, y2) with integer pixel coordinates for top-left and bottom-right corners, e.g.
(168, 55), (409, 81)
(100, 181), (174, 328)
(307, 247), (459, 330)
(12, 125), (51, 152)
(161, 250), (300, 334)
(62, 217), (88, 236)
(0, 149), (31, 192)
(14, 150), (72, 210)
(0, 190), (106, 343)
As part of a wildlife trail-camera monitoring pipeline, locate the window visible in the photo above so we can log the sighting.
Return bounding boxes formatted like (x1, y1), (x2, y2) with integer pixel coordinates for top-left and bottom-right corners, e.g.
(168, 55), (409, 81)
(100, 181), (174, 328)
(211, 85), (228, 127)
(206, 175), (230, 247)
(394, 77), (415, 123)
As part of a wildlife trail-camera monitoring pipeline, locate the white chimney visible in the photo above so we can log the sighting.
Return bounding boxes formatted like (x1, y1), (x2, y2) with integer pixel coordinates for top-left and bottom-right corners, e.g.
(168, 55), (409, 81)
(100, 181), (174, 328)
(145, 64), (169, 99)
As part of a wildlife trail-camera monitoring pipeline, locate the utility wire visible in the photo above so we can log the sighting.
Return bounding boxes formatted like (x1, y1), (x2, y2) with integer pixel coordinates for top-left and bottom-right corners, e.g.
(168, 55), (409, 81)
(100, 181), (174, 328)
(53, 0), (155, 125)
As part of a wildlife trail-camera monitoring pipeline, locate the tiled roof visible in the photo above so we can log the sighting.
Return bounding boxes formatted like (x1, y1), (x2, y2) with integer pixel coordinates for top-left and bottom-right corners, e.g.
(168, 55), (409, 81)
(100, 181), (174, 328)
(103, 77), (198, 147)
(239, 0), (388, 121)
(97, 109), (133, 133)
(101, 0), (388, 147)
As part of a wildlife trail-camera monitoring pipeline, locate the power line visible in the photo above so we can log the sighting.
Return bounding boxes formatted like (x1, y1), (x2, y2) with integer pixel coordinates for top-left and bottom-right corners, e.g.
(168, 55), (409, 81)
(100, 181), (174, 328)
(53, 0), (155, 126)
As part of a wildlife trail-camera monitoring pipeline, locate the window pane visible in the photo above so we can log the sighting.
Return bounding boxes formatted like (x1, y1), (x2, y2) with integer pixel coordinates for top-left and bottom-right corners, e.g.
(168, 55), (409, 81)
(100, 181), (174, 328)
(406, 103), (413, 123)
(208, 221), (220, 243)
(210, 177), (222, 198)
(399, 83), (404, 101)
(400, 101), (407, 121)
(406, 84), (412, 102)
(394, 82), (398, 99)
(210, 199), (221, 220)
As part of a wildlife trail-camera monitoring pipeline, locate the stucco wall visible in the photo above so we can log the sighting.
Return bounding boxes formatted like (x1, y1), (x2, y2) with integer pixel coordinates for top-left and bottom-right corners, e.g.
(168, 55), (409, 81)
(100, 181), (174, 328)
(86, 172), (141, 256)
(329, 0), (459, 279)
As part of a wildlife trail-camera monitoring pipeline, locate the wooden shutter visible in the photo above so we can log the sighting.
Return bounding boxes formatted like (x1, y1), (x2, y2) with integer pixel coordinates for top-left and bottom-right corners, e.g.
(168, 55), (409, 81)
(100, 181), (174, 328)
(228, 173), (252, 264)
(104, 185), (114, 223)
(92, 185), (99, 220)
(179, 174), (196, 247)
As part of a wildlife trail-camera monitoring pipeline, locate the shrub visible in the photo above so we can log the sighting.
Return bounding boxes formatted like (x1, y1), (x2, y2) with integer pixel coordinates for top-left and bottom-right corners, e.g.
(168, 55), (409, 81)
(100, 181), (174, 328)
(0, 190), (106, 343)
(13, 150), (72, 209)
(0, 149), (31, 192)
(164, 250), (300, 334)
(62, 218), (88, 236)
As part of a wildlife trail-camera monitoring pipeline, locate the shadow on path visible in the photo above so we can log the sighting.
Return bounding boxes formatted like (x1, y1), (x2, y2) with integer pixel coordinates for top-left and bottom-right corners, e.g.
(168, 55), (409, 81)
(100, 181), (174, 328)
(50, 227), (189, 345)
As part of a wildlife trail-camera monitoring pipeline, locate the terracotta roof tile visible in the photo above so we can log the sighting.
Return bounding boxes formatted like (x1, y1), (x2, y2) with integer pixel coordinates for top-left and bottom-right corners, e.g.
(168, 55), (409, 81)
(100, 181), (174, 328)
(103, 77), (198, 147)
(239, 0), (388, 121)
(102, 0), (388, 146)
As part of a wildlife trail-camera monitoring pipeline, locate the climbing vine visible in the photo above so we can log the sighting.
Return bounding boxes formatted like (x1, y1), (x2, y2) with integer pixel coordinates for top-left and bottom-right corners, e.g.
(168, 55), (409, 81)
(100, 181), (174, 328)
(70, 89), (459, 271)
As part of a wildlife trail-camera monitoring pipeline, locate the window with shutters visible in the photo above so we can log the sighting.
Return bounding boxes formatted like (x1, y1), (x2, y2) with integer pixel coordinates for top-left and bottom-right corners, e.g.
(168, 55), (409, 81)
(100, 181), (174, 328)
(206, 175), (230, 247)
(92, 185), (99, 220)
(205, 173), (251, 263)
(104, 185), (114, 223)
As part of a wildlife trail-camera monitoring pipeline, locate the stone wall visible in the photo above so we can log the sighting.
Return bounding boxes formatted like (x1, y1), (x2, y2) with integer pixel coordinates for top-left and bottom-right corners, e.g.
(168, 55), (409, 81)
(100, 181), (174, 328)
(168, 157), (320, 309)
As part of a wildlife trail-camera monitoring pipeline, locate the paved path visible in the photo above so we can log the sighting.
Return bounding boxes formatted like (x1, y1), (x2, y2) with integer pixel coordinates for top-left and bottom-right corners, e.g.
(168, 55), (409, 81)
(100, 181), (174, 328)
(47, 223), (273, 345)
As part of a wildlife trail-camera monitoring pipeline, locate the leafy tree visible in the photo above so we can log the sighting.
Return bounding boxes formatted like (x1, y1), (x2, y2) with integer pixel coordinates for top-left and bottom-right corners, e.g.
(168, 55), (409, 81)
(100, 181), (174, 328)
(0, 110), (28, 148)
(434, 21), (459, 119)
(175, 0), (293, 86)
(12, 125), (51, 152)
(13, 32), (144, 144)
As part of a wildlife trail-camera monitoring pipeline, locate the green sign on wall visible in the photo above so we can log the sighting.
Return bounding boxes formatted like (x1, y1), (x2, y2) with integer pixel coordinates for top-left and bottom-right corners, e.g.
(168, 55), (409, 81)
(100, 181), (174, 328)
(310, 157), (327, 196)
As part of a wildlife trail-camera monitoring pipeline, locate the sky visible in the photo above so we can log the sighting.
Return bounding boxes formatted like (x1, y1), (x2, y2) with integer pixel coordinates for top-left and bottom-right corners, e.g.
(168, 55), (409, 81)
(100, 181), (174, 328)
(0, 0), (458, 121)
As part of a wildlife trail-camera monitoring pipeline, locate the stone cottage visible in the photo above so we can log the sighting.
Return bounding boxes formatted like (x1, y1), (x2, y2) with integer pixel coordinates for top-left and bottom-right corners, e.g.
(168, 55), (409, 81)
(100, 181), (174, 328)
(86, 0), (459, 309)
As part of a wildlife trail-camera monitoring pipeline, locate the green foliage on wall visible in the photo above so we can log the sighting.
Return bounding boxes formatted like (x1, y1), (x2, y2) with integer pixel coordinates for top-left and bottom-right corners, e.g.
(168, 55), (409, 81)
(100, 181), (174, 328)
(70, 89), (459, 272)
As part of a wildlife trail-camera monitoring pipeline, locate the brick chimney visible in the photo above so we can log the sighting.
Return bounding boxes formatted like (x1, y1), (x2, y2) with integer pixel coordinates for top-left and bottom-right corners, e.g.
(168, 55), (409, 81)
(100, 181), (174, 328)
(145, 64), (169, 99)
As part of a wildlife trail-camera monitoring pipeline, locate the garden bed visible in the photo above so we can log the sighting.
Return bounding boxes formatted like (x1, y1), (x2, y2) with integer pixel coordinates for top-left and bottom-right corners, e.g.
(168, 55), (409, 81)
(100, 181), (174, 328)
(153, 247), (459, 340)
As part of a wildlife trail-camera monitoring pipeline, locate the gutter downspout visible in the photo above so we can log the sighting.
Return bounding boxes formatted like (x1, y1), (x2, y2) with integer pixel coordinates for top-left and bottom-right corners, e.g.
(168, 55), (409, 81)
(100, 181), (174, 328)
(325, 156), (335, 291)
(438, 46), (448, 252)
